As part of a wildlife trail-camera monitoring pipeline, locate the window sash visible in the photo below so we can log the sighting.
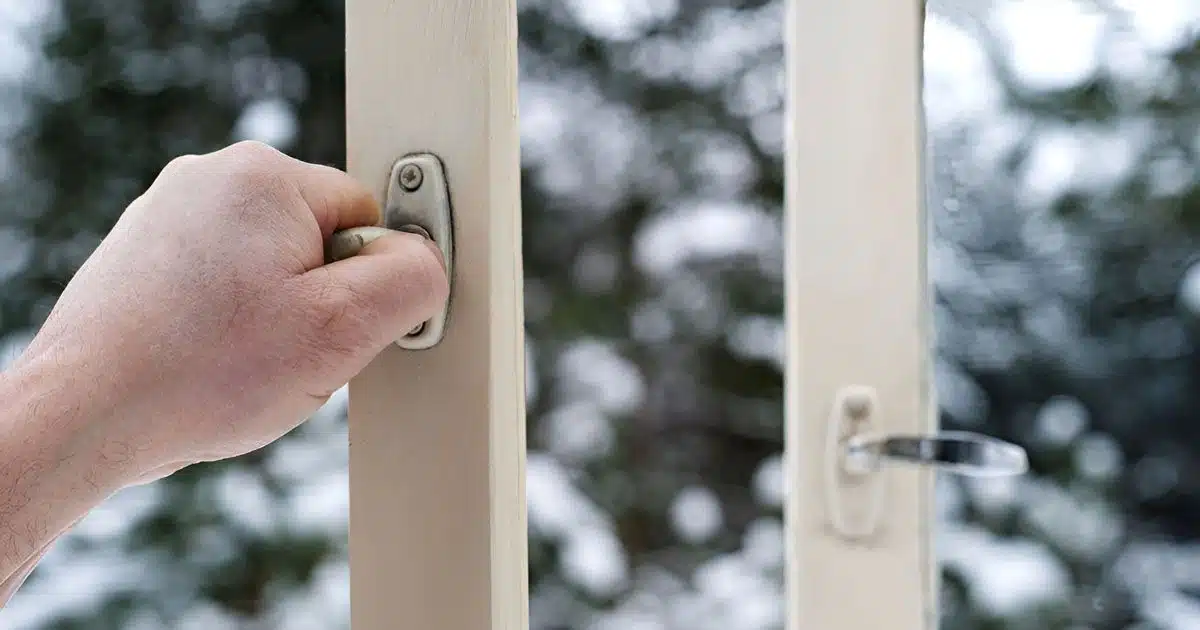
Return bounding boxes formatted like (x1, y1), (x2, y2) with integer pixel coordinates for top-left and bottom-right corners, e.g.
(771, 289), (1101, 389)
(784, 1), (934, 629)
(344, 1), (528, 629)
(344, 0), (932, 627)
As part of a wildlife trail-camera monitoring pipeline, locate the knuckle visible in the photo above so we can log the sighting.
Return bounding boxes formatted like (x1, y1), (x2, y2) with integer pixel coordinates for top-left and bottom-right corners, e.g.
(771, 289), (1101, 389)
(305, 273), (374, 354)
(159, 153), (202, 178)
(225, 155), (293, 205)
(225, 140), (285, 164)
(345, 184), (377, 214)
(308, 184), (350, 221)
(159, 142), (293, 206)
(224, 142), (290, 186)
(311, 282), (356, 336)
(233, 167), (288, 201)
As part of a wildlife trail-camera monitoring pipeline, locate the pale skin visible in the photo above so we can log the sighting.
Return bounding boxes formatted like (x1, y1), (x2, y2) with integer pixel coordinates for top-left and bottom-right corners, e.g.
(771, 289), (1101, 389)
(0, 141), (450, 604)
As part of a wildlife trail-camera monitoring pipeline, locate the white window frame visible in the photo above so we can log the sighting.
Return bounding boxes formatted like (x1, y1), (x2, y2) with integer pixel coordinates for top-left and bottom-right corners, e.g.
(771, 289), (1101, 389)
(784, 1), (934, 629)
(344, 0), (934, 629)
(344, 1), (527, 629)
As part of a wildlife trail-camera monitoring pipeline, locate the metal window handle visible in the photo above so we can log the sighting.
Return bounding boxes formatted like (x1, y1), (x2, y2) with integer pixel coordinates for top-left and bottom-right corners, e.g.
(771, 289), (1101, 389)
(824, 385), (1029, 540)
(326, 153), (454, 350)
(844, 431), (1029, 478)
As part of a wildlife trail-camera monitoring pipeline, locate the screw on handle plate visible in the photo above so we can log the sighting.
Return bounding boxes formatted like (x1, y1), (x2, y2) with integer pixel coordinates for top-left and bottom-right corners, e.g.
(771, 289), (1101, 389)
(325, 154), (454, 350)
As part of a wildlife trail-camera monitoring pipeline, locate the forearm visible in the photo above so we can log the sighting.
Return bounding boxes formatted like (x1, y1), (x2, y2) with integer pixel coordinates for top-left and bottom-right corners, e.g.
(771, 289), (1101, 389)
(0, 509), (88, 606)
(0, 529), (61, 606)
(0, 354), (132, 598)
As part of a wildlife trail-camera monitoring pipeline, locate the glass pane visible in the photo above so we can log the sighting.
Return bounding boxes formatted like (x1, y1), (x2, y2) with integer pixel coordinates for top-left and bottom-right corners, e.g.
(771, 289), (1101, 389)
(520, 2), (786, 629)
(927, 1), (1200, 628)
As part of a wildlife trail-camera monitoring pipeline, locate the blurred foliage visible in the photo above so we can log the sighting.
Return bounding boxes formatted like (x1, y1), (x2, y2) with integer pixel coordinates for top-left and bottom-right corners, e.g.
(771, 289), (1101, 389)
(0, 0), (1198, 629)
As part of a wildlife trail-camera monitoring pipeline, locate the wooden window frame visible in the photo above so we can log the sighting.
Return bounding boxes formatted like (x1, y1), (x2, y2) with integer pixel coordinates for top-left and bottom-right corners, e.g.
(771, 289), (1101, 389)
(344, 1), (527, 629)
(783, 1), (934, 629)
(344, 0), (932, 629)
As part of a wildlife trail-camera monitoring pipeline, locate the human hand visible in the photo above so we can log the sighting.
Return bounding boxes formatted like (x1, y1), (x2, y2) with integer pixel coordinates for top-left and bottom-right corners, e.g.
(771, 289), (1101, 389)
(9, 141), (448, 486)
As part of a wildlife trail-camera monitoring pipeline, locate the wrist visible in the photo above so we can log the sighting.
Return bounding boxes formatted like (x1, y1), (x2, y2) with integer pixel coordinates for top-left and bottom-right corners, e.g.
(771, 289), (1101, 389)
(0, 351), (136, 572)
(0, 350), (140, 491)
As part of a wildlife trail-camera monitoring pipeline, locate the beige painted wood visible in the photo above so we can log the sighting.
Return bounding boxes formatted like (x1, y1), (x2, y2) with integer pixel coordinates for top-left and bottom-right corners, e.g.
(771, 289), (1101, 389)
(783, 0), (935, 629)
(345, 2), (528, 630)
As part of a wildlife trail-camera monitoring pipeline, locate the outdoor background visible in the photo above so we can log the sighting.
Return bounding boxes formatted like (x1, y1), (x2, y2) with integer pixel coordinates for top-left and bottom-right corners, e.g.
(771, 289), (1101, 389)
(0, 0), (1197, 628)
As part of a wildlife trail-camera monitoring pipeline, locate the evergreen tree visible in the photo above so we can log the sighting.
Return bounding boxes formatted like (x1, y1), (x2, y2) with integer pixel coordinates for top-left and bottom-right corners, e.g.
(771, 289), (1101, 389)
(0, 1), (1197, 628)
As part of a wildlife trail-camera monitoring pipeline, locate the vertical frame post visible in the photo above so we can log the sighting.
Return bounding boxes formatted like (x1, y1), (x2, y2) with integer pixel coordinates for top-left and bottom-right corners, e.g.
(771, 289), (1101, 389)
(784, 1), (934, 629)
(345, 2), (527, 629)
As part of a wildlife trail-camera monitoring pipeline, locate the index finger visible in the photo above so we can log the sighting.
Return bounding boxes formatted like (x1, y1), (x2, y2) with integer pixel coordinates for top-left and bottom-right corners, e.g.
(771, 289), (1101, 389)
(288, 160), (382, 239)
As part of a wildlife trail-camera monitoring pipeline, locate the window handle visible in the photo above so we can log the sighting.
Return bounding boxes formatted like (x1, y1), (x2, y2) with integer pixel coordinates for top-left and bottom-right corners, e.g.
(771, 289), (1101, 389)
(326, 153), (454, 350)
(822, 385), (1028, 540)
(844, 432), (1028, 478)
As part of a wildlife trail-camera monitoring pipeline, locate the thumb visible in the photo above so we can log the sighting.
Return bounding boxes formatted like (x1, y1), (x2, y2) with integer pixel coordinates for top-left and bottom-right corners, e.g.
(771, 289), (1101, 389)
(300, 230), (449, 355)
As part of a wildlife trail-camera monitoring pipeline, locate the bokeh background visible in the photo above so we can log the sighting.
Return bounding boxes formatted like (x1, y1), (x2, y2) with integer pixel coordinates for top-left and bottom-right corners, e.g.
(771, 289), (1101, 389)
(0, 0), (1198, 628)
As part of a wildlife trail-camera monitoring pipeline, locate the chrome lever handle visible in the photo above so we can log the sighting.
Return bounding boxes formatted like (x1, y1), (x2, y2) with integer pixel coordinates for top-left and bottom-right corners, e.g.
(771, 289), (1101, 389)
(844, 431), (1028, 478)
(824, 385), (1029, 540)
